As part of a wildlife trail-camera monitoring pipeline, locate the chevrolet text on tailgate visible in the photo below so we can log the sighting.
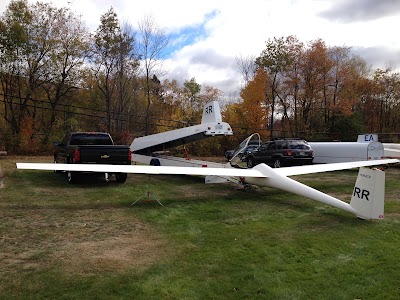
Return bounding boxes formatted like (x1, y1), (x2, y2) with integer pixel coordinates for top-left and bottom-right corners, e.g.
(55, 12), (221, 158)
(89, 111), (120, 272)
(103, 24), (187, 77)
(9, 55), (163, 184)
(53, 132), (131, 183)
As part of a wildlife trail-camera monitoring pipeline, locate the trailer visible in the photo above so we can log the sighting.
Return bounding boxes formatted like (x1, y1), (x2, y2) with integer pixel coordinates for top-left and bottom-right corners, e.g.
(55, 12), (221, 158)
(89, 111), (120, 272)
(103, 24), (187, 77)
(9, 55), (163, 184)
(356, 134), (400, 159)
(129, 101), (236, 183)
(130, 101), (232, 154)
(308, 141), (384, 164)
(381, 143), (400, 159)
(131, 153), (237, 183)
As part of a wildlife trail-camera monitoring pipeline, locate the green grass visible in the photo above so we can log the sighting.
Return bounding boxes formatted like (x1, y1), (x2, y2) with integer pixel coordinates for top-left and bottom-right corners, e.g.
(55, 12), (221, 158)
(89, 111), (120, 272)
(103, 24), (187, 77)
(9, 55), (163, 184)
(1, 156), (400, 299)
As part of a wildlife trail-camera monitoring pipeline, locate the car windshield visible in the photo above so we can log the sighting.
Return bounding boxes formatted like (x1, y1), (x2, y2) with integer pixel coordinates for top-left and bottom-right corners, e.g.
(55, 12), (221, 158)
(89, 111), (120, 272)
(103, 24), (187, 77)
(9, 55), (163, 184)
(288, 141), (310, 150)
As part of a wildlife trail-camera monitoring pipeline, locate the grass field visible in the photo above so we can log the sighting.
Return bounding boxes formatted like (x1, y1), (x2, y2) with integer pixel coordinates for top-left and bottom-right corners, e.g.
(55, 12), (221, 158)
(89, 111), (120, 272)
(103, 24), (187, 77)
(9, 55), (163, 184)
(1, 156), (400, 299)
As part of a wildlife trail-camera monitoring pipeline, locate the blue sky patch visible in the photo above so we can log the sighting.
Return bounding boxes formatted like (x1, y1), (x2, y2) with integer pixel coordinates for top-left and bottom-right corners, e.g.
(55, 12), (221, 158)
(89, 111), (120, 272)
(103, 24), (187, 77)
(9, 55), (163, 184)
(164, 10), (218, 57)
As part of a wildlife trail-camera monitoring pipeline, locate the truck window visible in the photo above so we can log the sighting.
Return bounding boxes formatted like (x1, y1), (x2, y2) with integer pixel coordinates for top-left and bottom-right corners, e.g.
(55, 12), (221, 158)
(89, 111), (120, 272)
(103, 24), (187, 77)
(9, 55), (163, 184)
(69, 134), (113, 145)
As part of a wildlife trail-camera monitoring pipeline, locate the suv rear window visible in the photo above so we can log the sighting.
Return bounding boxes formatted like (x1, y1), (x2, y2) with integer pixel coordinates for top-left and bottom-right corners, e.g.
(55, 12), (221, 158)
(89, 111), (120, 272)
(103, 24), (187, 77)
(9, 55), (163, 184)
(276, 141), (288, 149)
(288, 140), (310, 150)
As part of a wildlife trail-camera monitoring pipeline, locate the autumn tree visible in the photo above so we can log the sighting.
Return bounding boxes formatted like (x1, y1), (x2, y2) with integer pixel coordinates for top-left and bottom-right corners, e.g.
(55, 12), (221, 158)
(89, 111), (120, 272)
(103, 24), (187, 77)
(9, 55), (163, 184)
(0, 0), (89, 151)
(297, 39), (332, 132)
(236, 54), (257, 87)
(113, 22), (140, 137)
(371, 68), (400, 133)
(239, 68), (269, 135)
(0, 0), (33, 142)
(41, 5), (89, 144)
(92, 8), (139, 135)
(137, 15), (168, 135)
(181, 77), (201, 123)
(276, 36), (304, 136)
(155, 78), (184, 130)
(241, 36), (375, 140)
(256, 36), (294, 138)
(222, 68), (269, 147)
(199, 85), (222, 108)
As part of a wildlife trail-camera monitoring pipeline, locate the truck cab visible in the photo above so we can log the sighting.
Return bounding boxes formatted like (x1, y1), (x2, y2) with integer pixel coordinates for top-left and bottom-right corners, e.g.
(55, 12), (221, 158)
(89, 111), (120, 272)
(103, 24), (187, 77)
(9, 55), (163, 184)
(54, 132), (131, 183)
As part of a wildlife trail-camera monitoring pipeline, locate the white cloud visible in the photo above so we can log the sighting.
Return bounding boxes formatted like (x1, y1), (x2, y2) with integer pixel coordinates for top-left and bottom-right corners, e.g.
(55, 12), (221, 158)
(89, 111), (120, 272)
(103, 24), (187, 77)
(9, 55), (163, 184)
(1, 0), (400, 98)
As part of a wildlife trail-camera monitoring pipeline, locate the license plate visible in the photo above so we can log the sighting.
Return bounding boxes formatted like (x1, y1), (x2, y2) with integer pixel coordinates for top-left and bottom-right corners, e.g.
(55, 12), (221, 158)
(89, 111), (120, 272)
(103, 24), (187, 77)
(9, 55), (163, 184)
(215, 124), (223, 130)
(300, 151), (305, 156)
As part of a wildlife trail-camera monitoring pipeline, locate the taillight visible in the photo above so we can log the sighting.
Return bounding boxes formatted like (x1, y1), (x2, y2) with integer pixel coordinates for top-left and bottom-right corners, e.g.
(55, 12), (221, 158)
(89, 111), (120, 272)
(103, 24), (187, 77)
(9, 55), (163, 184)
(128, 149), (132, 161)
(285, 150), (292, 156)
(73, 149), (80, 162)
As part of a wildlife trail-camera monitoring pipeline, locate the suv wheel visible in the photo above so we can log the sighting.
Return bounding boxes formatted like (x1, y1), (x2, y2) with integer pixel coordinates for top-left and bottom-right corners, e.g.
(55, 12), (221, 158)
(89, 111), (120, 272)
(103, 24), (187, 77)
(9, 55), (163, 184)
(273, 158), (281, 168)
(247, 157), (255, 168)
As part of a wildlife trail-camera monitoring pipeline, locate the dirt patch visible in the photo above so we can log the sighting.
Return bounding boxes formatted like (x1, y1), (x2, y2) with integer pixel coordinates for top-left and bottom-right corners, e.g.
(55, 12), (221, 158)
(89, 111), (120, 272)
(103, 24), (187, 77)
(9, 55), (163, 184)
(0, 208), (170, 276)
(53, 231), (167, 275)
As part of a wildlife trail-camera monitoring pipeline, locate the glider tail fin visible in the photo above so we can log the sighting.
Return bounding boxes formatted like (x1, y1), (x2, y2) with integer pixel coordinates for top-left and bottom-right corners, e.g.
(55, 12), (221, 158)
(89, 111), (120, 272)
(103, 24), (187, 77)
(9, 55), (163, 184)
(350, 167), (385, 219)
(201, 101), (222, 124)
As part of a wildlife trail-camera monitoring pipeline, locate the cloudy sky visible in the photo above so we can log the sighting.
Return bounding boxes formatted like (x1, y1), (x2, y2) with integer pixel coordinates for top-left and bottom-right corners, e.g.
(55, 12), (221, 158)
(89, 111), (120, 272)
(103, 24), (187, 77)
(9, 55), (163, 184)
(1, 0), (400, 98)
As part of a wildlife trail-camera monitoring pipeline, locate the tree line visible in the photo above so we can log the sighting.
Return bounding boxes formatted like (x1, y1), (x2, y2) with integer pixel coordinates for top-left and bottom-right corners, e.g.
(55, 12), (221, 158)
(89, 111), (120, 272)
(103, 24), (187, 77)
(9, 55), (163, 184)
(1, 0), (400, 155)
(230, 36), (400, 144)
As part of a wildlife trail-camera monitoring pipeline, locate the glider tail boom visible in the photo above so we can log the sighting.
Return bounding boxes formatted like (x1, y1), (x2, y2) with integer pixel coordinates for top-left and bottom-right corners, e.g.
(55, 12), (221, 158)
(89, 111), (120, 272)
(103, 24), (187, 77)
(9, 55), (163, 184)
(245, 164), (386, 219)
(350, 167), (385, 220)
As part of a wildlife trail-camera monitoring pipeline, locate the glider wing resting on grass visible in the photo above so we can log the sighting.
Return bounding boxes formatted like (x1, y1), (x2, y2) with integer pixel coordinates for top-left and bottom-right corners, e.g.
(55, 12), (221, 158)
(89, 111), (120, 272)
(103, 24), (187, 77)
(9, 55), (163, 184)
(17, 157), (398, 220)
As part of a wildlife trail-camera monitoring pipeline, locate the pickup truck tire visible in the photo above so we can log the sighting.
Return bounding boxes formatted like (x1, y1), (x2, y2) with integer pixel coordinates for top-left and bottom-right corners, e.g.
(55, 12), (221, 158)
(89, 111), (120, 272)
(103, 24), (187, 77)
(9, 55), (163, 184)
(116, 173), (127, 183)
(67, 171), (79, 184)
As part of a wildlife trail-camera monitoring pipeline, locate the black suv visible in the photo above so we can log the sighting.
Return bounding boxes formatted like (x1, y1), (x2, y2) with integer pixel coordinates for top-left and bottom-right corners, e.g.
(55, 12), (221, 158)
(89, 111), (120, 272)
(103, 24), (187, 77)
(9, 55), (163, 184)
(225, 144), (259, 161)
(244, 139), (314, 168)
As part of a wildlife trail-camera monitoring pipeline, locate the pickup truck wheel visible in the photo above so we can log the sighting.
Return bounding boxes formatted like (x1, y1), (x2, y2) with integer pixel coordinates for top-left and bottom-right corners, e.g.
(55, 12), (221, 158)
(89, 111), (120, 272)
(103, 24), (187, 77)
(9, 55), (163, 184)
(67, 171), (78, 184)
(247, 157), (255, 168)
(116, 173), (127, 183)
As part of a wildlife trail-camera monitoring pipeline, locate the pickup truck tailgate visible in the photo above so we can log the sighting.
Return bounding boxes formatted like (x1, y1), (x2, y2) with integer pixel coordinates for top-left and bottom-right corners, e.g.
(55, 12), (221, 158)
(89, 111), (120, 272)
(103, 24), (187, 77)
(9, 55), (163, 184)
(79, 146), (131, 164)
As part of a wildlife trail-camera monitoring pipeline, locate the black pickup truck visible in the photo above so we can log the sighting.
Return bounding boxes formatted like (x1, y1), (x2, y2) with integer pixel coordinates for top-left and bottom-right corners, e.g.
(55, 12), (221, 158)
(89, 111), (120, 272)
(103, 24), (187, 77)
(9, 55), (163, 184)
(53, 132), (131, 183)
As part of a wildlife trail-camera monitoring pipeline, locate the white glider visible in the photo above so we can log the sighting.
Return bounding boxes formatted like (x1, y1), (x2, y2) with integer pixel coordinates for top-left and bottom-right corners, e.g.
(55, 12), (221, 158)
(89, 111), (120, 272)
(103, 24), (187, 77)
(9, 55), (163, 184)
(16, 158), (398, 220)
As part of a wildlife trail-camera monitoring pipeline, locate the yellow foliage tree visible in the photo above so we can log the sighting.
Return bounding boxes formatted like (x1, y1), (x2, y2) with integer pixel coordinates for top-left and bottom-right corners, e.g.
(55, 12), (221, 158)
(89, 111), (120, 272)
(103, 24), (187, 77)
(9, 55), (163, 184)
(225, 68), (269, 141)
